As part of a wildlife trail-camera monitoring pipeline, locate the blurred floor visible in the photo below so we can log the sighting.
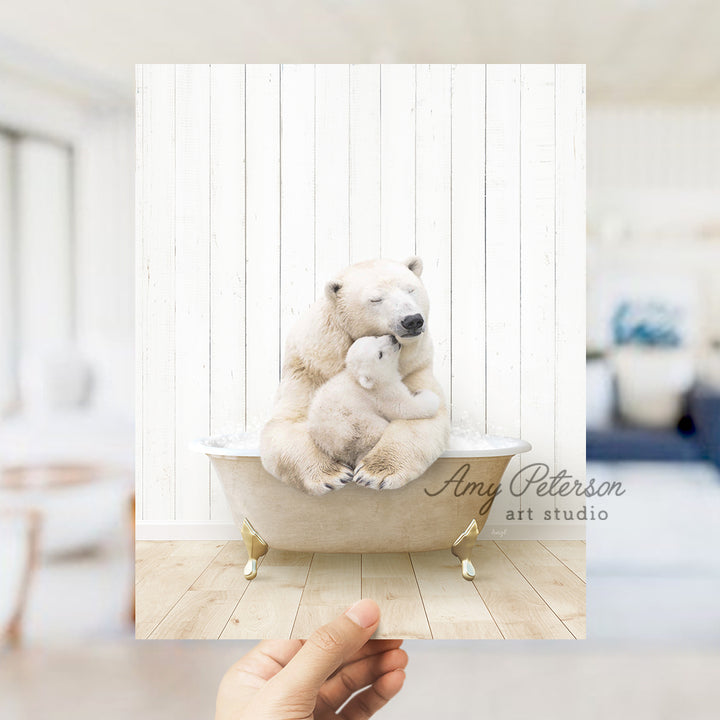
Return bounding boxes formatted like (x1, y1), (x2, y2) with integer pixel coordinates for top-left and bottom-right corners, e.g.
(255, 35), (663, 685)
(588, 461), (720, 641)
(2, 640), (720, 719)
(21, 525), (133, 645)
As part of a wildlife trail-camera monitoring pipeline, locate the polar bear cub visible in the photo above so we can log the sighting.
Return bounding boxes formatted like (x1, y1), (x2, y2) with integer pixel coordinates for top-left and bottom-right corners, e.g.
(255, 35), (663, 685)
(308, 334), (440, 471)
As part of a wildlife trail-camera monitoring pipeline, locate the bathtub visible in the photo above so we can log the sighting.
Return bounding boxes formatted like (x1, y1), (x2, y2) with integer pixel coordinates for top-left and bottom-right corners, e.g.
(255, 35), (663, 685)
(191, 435), (531, 581)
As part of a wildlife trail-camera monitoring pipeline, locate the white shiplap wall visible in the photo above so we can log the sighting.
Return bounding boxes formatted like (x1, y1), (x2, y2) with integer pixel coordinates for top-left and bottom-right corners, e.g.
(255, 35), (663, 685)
(137, 64), (586, 540)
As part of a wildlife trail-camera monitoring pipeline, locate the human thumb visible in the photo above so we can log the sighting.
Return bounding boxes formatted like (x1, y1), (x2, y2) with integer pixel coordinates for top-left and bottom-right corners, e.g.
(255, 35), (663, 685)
(270, 599), (381, 698)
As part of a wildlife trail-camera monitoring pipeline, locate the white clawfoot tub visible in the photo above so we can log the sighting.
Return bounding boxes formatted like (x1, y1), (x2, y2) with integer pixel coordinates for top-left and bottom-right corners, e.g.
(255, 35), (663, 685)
(191, 435), (530, 580)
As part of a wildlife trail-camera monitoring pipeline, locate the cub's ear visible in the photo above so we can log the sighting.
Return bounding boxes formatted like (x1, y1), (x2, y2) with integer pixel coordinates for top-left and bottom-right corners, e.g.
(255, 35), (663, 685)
(325, 280), (342, 302)
(404, 256), (423, 277)
(358, 375), (374, 390)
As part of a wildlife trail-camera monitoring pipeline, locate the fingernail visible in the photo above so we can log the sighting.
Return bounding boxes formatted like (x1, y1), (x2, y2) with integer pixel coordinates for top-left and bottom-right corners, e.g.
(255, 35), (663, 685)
(345, 599), (379, 629)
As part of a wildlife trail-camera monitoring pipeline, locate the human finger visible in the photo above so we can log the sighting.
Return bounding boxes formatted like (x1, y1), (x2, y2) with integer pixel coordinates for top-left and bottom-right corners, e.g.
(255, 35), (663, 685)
(318, 648), (408, 712)
(339, 669), (406, 719)
(270, 599), (380, 697)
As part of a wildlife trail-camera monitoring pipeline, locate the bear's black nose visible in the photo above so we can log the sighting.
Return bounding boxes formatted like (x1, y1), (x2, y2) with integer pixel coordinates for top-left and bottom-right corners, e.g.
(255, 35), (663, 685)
(401, 314), (424, 332)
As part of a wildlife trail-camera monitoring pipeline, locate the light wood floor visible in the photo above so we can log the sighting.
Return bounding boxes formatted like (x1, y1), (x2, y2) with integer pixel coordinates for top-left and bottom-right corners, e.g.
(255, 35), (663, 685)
(135, 540), (585, 640)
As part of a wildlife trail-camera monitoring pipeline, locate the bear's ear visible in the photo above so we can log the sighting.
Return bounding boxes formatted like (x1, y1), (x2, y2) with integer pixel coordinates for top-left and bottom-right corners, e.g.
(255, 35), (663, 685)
(358, 374), (374, 390)
(324, 280), (342, 302)
(404, 256), (423, 277)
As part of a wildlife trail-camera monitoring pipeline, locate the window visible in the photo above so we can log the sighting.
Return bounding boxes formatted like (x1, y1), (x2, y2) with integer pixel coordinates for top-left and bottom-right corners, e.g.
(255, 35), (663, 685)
(0, 129), (74, 415)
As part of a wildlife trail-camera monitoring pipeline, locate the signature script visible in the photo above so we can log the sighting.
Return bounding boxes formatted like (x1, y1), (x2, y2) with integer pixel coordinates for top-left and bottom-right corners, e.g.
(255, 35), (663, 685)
(424, 462), (624, 516)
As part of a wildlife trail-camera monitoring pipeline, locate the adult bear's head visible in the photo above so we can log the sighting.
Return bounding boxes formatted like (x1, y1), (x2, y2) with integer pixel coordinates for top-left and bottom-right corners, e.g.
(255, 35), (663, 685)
(325, 257), (429, 345)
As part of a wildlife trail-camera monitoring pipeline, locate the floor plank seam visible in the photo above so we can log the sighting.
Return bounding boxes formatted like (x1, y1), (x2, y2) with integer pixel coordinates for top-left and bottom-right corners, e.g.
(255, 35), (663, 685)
(134, 542), (177, 588)
(138, 616), (163, 640)
(217, 553), (268, 640)
(143, 541), (228, 639)
(537, 541), (586, 584)
(407, 552), (434, 640)
(136, 541), (226, 592)
(289, 552), (317, 639)
(561, 619), (582, 640)
(468, 572), (507, 640)
(492, 541), (582, 637)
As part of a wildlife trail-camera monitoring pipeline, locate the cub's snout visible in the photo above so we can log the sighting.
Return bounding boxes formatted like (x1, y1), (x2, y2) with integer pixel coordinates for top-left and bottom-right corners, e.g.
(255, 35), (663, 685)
(382, 334), (401, 354)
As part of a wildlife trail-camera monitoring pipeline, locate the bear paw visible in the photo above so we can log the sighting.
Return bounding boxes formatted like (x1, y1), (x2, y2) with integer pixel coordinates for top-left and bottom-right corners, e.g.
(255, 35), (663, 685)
(303, 461), (355, 496)
(353, 461), (408, 491)
(415, 389), (440, 417)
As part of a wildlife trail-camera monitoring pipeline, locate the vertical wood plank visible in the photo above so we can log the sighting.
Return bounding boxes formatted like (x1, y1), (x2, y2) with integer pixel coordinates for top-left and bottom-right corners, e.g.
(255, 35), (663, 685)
(520, 64), (556, 520)
(209, 64), (246, 522)
(174, 64), (211, 521)
(415, 64), (452, 405)
(380, 64), (416, 260)
(245, 64), (281, 429)
(140, 64), (176, 521)
(349, 64), (381, 263)
(555, 65), (586, 523)
(484, 64), (521, 524)
(314, 64), (350, 296)
(450, 64), (486, 430)
(280, 63), (316, 347)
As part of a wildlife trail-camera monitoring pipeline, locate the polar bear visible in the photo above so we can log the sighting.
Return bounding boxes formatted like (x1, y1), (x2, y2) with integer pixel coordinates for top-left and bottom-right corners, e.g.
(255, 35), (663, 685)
(308, 334), (440, 473)
(260, 256), (450, 495)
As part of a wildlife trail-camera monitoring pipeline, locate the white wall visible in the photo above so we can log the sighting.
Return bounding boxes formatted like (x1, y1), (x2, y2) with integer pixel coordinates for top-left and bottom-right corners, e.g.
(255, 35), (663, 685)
(16, 139), (74, 363)
(137, 64), (586, 540)
(75, 109), (135, 415)
(0, 135), (16, 413)
(589, 105), (720, 236)
(588, 105), (720, 355)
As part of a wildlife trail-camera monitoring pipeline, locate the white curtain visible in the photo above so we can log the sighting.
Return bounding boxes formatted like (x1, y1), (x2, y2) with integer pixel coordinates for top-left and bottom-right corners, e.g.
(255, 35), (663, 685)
(0, 134), (17, 415)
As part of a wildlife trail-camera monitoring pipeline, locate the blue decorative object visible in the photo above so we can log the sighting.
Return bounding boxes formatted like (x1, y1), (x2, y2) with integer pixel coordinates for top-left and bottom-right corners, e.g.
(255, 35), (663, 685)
(612, 301), (683, 347)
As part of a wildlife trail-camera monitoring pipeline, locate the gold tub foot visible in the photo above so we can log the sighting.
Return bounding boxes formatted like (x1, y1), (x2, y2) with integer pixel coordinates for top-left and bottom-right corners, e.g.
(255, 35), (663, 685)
(451, 519), (480, 581)
(241, 518), (268, 580)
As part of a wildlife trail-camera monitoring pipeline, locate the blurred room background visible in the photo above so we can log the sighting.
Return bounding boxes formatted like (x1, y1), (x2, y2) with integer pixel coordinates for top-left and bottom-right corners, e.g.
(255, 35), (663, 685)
(1, 1), (719, 718)
(586, 104), (720, 640)
(0, 25), (135, 648)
